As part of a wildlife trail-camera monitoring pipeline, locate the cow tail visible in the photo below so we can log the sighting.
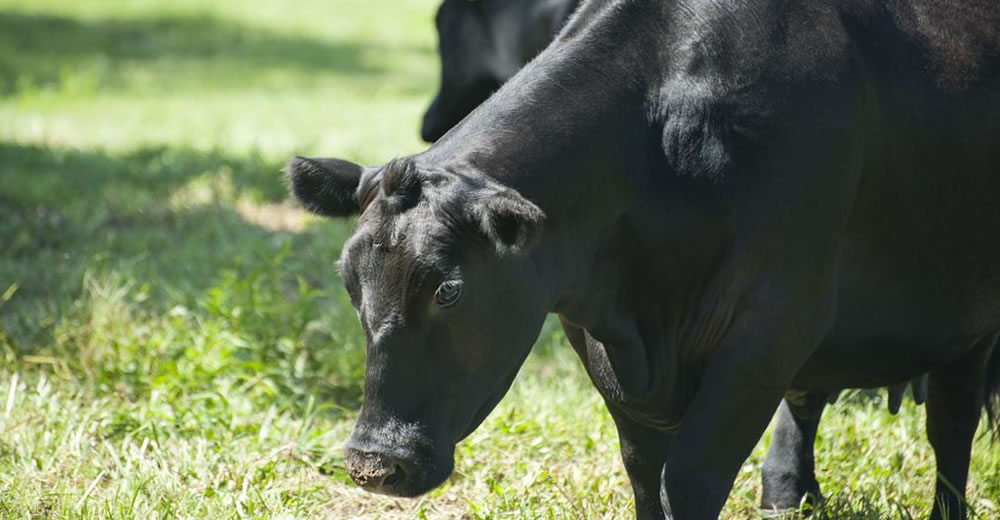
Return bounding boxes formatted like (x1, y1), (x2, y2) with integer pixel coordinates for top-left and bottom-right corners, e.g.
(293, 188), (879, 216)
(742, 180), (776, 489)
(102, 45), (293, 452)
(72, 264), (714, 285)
(986, 342), (1000, 438)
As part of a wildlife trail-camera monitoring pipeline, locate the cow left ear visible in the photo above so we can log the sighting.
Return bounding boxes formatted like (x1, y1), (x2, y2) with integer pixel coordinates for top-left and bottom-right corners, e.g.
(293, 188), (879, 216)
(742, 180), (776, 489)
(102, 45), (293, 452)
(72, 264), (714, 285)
(286, 155), (365, 217)
(473, 188), (545, 256)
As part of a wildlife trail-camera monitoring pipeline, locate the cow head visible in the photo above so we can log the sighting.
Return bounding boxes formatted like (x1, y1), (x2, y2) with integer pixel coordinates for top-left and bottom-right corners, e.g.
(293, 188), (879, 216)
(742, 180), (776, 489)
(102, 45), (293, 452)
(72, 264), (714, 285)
(287, 155), (549, 496)
(422, 0), (519, 142)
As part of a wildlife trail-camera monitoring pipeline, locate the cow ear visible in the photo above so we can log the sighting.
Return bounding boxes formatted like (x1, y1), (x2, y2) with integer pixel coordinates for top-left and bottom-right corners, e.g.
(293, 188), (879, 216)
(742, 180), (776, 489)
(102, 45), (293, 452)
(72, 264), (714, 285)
(473, 188), (545, 256)
(286, 156), (364, 217)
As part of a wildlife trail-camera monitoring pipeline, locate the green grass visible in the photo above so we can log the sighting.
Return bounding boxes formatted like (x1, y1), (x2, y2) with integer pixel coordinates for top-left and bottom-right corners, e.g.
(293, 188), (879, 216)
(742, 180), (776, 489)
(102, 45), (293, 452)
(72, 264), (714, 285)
(0, 0), (997, 518)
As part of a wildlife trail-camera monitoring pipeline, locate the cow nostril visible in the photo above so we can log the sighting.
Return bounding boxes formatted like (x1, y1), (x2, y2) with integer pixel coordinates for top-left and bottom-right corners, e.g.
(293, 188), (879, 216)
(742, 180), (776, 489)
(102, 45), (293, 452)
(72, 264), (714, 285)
(381, 464), (405, 487)
(344, 445), (417, 493)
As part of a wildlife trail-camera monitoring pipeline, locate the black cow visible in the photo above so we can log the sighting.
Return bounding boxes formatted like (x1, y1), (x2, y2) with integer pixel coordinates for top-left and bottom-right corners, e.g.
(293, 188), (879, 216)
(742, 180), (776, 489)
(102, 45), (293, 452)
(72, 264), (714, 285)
(289, 1), (1000, 518)
(421, 0), (580, 142)
(425, 0), (930, 503)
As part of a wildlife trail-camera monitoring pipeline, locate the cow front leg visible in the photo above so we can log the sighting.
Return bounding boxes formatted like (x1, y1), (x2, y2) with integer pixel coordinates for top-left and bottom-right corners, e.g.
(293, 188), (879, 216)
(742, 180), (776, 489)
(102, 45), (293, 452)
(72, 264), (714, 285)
(609, 408), (674, 520)
(559, 316), (673, 519)
(659, 358), (792, 519)
(925, 344), (991, 520)
(658, 310), (823, 519)
(760, 393), (827, 513)
(659, 396), (785, 519)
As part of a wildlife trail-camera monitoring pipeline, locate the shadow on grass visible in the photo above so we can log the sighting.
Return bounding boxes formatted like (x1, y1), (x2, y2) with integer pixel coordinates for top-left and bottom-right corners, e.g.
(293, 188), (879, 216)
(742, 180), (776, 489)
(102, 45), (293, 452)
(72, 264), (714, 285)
(0, 141), (367, 410)
(0, 141), (293, 264)
(0, 140), (569, 417)
(0, 11), (430, 94)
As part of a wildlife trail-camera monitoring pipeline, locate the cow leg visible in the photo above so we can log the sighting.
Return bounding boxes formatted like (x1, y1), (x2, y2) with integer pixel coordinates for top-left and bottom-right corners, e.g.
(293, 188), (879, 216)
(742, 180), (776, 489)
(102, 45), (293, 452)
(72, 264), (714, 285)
(925, 345), (991, 520)
(559, 316), (672, 519)
(760, 393), (827, 513)
(609, 408), (674, 520)
(658, 348), (797, 519)
(656, 293), (830, 519)
(659, 389), (786, 519)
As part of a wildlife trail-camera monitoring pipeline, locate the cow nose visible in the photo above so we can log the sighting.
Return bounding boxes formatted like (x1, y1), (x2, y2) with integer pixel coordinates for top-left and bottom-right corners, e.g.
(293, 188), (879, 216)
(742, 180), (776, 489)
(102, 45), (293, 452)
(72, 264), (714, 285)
(343, 447), (409, 491)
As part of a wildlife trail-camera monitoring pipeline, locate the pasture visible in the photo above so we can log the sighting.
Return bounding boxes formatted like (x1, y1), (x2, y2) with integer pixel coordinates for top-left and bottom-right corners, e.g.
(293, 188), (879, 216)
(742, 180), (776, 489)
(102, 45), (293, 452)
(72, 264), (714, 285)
(0, 0), (997, 518)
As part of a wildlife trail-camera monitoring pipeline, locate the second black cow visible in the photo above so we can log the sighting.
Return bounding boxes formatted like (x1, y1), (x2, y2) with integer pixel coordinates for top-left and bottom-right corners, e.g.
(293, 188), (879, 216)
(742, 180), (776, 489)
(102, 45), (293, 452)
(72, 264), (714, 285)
(422, 0), (580, 142)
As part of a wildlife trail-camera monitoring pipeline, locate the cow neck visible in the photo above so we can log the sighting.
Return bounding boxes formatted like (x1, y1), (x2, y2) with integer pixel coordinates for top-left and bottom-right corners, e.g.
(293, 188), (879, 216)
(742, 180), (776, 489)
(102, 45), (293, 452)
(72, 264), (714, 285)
(420, 0), (663, 284)
(423, 1), (662, 199)
(421, 1), (688, 416)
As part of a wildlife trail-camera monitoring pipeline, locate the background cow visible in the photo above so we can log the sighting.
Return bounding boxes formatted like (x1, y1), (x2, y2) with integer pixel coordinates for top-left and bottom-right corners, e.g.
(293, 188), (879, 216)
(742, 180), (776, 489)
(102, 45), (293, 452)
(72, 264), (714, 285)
(421, 0), (580, 142)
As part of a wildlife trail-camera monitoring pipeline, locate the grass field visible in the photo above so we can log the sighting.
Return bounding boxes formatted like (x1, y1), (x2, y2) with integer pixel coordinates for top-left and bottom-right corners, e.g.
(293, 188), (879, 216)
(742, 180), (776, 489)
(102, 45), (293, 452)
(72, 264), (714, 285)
(0, 1), (997, 518)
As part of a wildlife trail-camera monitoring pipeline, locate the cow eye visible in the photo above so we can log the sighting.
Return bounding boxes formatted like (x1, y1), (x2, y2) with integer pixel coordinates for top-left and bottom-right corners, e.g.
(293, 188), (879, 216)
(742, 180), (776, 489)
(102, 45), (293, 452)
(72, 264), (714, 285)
(434, 280), (463, 308)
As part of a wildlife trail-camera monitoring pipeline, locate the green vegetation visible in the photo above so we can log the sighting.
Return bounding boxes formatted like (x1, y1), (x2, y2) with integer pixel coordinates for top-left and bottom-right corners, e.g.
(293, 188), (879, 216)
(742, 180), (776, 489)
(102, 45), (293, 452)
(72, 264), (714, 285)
(0, 0), (996, 518)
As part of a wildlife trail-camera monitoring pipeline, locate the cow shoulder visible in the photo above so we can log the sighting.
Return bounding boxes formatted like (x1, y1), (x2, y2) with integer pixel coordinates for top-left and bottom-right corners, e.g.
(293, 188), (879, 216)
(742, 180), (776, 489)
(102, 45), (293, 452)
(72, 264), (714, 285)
(654, 0), (852, 180)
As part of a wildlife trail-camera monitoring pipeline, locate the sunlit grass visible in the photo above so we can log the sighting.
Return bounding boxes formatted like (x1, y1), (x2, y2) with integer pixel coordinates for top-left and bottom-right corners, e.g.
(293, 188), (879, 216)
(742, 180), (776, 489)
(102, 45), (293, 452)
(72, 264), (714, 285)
(0, 0), (997, 518)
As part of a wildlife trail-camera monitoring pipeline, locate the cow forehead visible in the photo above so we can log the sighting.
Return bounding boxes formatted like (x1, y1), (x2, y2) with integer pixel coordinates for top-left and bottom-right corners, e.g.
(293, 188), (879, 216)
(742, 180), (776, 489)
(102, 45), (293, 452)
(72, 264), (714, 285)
(342, 213), (465, 341)
(338, 162), (483, 302)
(341, 204), (455, 291)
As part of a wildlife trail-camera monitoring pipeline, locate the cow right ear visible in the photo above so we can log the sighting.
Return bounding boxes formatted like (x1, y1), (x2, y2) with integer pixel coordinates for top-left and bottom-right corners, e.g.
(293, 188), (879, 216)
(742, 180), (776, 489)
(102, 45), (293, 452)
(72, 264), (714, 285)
(471, 187), (546, 256)
(285, 156), (364, 217)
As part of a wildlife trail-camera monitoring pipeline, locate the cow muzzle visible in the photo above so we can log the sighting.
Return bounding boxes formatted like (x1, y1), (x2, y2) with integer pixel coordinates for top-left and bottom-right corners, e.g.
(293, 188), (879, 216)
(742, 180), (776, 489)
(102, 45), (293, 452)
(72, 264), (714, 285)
(343, 447), (413, 493)
(342, 431), (453, 497)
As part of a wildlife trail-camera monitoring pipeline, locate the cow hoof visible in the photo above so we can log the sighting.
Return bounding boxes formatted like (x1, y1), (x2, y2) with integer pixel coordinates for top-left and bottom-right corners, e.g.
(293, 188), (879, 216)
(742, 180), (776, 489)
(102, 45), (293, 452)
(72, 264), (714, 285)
(760, 506), (796, 519)
(761, 487), (823, 518)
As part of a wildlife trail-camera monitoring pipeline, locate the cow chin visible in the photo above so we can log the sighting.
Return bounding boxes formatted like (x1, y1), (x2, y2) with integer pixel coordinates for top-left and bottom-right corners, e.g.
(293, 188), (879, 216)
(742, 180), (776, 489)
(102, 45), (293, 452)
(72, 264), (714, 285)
(456, 365), (523, 442)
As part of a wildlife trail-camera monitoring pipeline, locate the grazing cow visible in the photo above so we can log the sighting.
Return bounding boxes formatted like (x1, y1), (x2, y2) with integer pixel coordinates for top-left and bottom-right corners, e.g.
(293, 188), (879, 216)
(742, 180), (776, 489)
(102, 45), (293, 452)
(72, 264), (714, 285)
(421, 0), (580, 142)
(289, 0), (1000, 518)
(424, 0), (931, 502)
